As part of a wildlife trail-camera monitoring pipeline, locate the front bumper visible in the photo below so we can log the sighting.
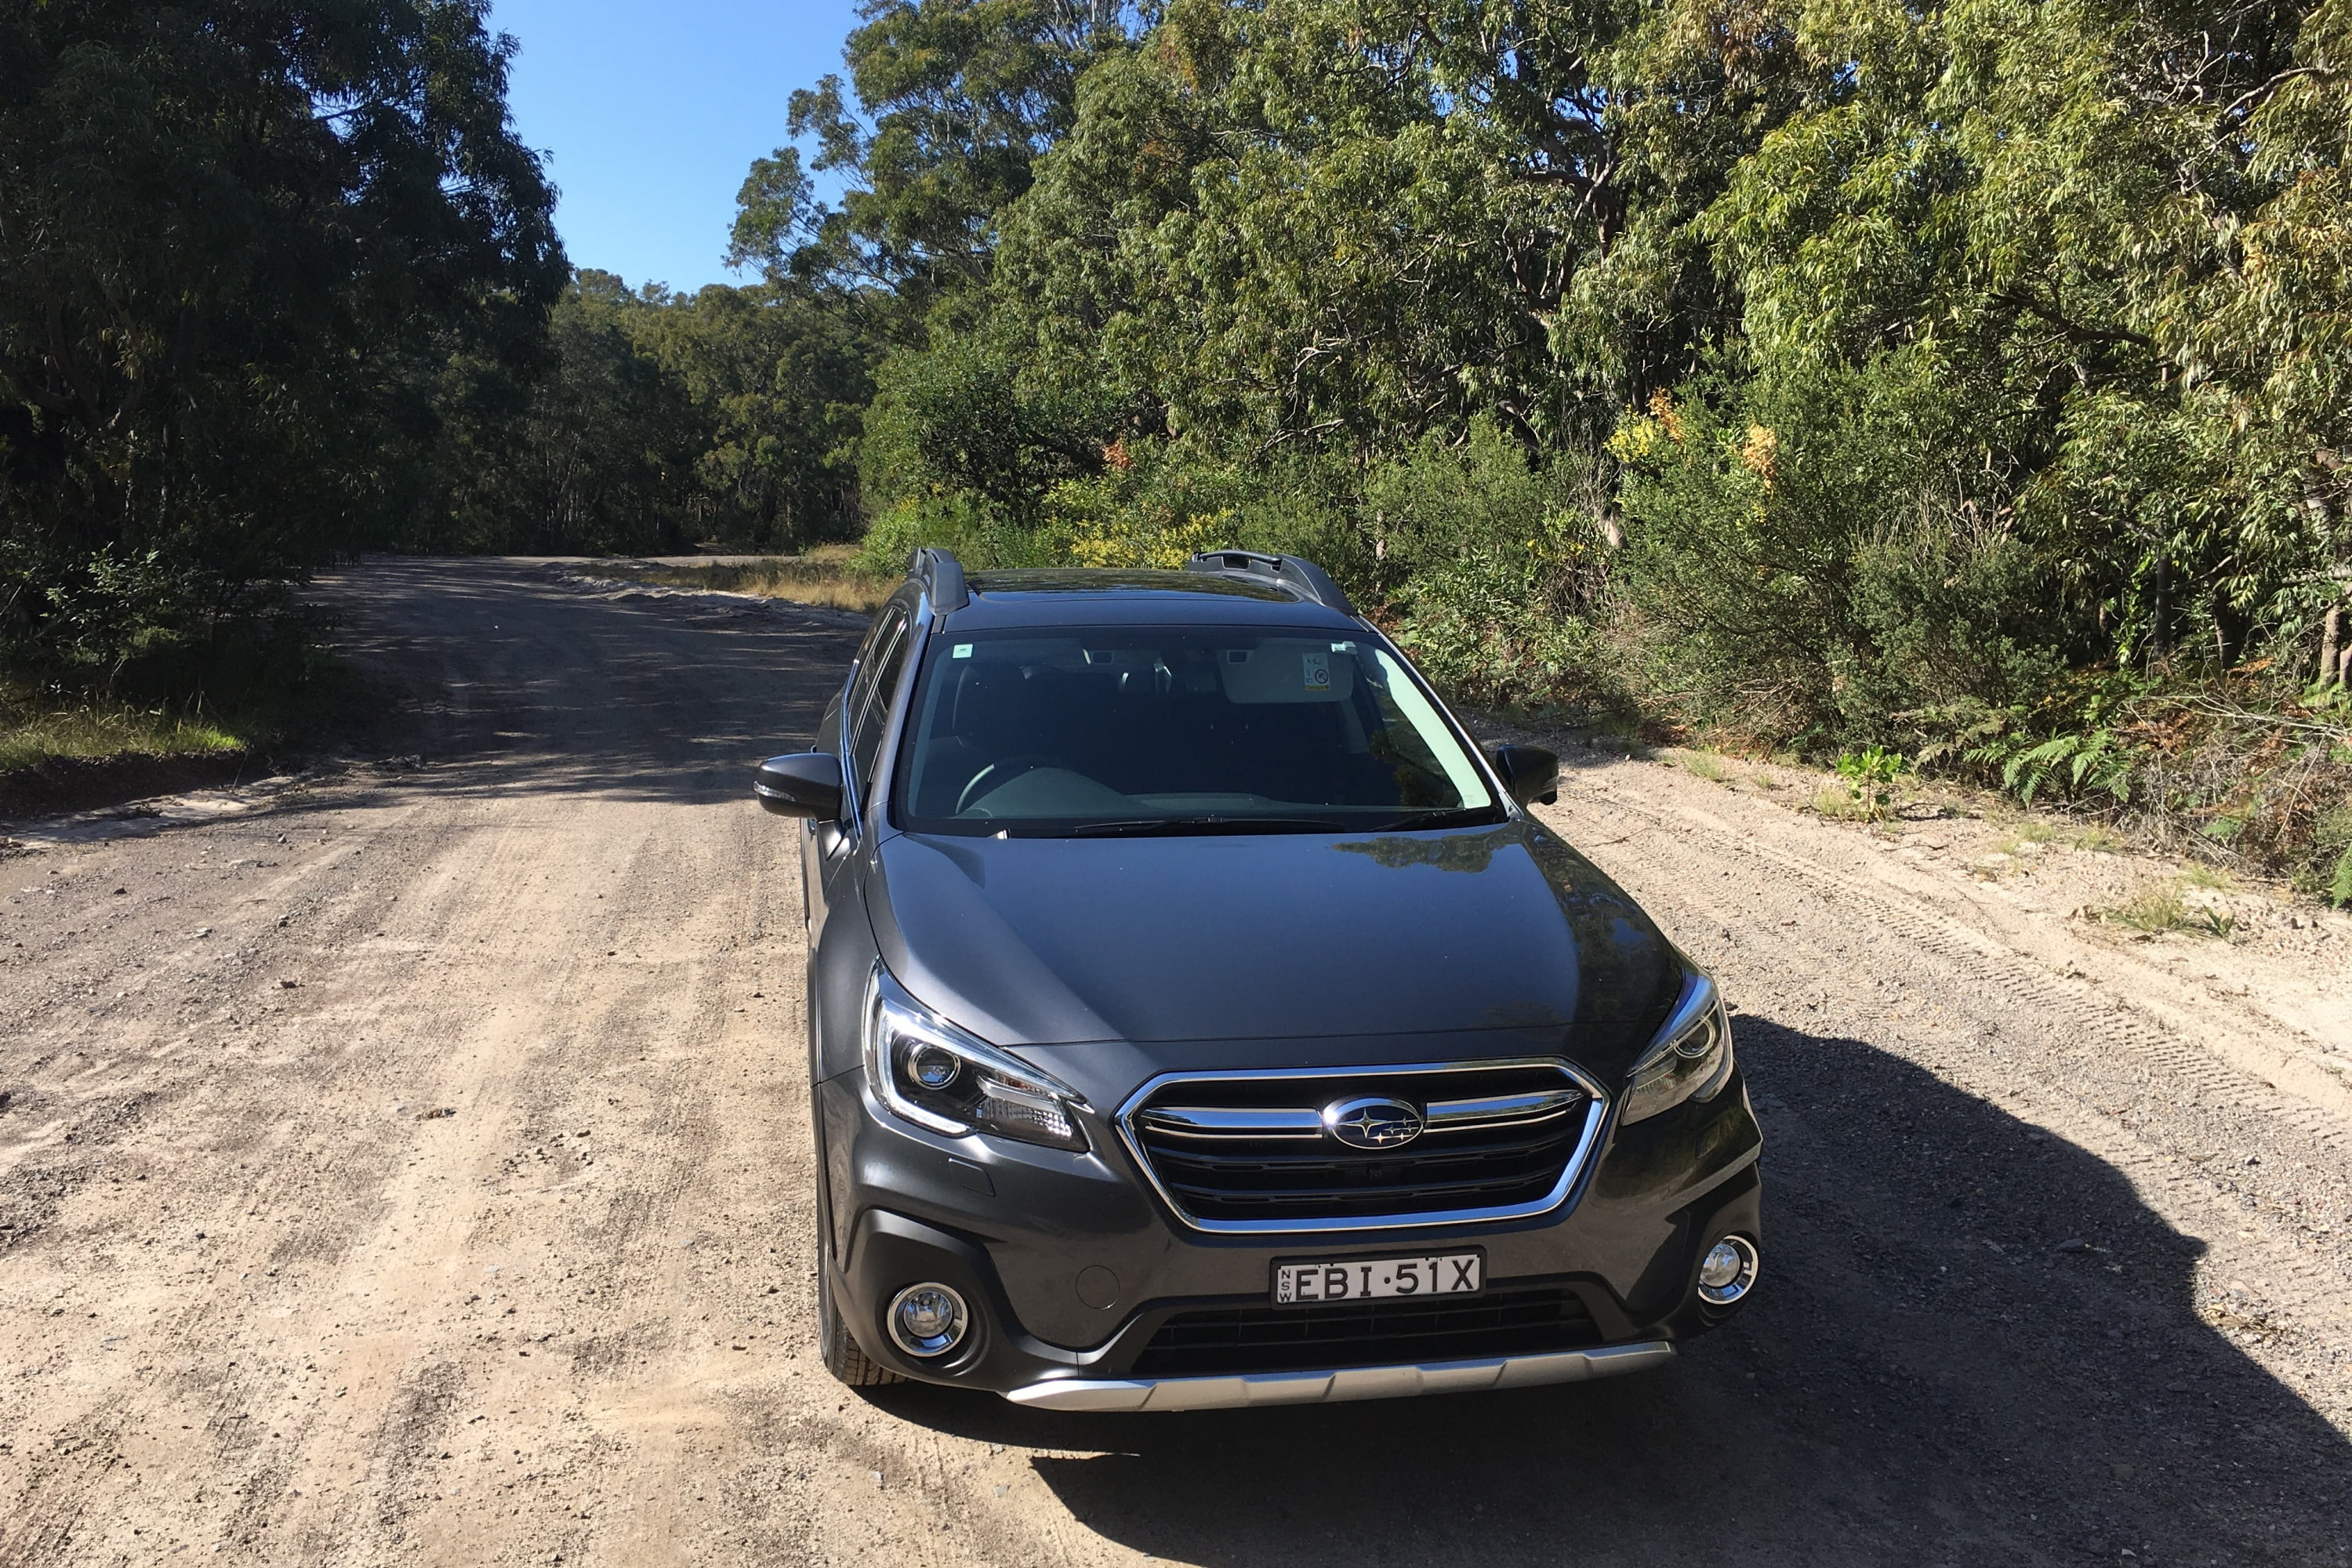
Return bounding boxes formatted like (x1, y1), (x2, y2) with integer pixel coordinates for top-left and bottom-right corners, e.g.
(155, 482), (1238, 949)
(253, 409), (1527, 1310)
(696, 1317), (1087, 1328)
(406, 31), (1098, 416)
(815, 1065), (1762, 1405)
(1004, 1340), (1676, 1412)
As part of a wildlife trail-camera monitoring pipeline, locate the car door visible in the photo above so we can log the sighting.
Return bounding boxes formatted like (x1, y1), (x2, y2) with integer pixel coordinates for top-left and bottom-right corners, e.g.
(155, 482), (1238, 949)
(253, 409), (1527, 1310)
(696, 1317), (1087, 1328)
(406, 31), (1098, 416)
(806, 598), (922, 1100)
(805, 599), (912, 952)
(800, 609), (872, 946)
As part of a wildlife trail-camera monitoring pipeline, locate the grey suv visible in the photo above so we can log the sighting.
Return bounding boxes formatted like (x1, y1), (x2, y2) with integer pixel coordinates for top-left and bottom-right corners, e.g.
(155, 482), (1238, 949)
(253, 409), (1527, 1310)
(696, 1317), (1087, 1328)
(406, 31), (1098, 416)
(753, 549), (1762, 1412)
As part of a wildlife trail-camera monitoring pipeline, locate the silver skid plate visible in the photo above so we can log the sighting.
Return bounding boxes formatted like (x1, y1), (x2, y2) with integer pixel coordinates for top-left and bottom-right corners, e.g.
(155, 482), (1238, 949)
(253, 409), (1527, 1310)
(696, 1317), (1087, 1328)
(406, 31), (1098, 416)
(1003, 1340), (1674, 1414)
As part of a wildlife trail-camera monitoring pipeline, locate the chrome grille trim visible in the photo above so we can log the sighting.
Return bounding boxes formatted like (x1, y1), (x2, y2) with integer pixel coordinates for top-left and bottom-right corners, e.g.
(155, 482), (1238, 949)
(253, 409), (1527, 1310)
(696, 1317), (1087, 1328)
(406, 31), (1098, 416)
(1424, 1088), (1584, 1131)
(1116, 1058), (1610, 1235)
(1137, 1106), (1326, 1139)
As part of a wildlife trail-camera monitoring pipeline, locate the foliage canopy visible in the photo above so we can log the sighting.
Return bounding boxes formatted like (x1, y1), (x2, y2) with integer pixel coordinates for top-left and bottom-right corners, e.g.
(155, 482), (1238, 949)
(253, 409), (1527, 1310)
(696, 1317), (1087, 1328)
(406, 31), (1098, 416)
(0, 0), (564, 686)
(7, 0), (2347, 886)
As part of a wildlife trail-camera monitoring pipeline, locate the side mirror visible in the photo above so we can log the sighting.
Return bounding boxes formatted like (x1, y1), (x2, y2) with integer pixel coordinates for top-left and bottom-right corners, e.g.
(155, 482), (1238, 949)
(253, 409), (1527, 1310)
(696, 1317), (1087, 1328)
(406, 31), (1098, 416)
(1488, 744), (1559, 808)
(754, 752), (845, 819)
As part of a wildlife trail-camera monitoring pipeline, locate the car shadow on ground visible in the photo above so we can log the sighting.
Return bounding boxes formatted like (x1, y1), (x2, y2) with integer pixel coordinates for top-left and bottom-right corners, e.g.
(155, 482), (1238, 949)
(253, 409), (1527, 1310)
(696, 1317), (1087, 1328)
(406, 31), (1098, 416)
(310, 561), (2347, 1562)
(862, 1016), (2351, 1567)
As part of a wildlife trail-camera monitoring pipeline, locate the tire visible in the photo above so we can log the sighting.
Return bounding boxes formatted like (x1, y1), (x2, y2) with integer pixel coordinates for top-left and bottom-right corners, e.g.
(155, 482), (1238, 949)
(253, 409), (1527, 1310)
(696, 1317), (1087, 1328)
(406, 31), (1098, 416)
(818, 1240), (903, 1388)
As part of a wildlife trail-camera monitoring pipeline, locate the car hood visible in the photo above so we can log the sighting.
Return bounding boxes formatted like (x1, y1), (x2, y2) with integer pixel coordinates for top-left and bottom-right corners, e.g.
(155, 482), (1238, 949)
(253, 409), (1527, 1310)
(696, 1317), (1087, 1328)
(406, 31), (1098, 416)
(866, 821), (1685, 1093)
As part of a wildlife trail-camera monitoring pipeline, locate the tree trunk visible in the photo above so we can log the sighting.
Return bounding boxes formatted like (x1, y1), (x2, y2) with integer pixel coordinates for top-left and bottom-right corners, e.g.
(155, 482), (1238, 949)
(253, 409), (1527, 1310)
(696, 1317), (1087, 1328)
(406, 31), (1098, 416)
(2325, 604), (2343, 688)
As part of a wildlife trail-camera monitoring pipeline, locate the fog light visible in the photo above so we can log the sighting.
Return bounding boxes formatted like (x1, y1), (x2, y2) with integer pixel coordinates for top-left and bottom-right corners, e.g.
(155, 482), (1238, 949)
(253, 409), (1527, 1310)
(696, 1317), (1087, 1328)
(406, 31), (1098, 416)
(887, 1283), (970, 1358)
(1697, 1235), (1759, 1305)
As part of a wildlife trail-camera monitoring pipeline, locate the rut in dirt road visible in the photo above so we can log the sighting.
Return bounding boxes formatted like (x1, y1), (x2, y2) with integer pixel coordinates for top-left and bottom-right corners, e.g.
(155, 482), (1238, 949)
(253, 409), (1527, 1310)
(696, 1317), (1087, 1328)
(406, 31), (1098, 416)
(0, 557), (2347, 1568)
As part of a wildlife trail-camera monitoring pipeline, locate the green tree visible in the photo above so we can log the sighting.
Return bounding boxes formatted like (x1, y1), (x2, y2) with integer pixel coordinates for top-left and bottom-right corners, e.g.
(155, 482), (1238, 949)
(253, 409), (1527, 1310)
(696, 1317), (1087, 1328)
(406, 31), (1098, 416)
(786, 1), (1149, 309)
(434, 265), (883, 555)
(999, 0), (1811, 449)
(1701, 0), (2349, 672)
(641, 281), (882, 549)
(434, 274), (703, 556)
(0, 0), (563, 688)
(862, 321), (1125, 531)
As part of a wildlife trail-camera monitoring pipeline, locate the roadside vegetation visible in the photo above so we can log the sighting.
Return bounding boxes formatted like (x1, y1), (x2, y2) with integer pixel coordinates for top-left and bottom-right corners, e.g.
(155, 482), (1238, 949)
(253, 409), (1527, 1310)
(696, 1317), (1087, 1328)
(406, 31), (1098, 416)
(0, 2), (565, 791)
(785, 0), (2351, 900)
(0, 691), (243, 775)
(5, 1), (2349, 897)
(621, 547), (894, 615)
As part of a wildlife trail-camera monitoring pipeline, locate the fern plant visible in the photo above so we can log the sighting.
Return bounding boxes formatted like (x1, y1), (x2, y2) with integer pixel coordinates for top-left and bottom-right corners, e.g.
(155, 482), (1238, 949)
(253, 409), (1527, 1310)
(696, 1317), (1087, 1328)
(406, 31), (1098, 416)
(1969, 728), (2133, 805)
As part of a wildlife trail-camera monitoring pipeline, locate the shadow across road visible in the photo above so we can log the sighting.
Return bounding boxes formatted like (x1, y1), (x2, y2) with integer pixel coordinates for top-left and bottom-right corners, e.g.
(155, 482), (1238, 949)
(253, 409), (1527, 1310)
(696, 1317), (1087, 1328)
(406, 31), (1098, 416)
(869, 1018), (2351, 1566)
(317, 558), (867, 808)
(314, 561), (2347, 1563)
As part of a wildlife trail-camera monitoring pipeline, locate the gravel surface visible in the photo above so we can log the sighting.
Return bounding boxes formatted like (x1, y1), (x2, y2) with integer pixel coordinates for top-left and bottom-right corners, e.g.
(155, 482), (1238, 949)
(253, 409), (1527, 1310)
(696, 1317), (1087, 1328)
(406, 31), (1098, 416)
(1, 558), (2346, 1567)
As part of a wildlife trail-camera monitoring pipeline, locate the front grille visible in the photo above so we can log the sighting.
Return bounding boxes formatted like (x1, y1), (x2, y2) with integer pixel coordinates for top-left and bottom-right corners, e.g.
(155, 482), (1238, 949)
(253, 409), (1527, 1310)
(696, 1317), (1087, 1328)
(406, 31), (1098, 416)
(1123, 1062), (1601, 1229)
(1131, 1285), (1601, 1377)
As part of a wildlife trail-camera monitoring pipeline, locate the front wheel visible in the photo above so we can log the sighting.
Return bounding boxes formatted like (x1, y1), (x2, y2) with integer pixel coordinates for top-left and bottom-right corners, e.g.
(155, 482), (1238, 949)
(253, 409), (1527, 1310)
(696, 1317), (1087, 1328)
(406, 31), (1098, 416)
(817, 1238), (902, 1388)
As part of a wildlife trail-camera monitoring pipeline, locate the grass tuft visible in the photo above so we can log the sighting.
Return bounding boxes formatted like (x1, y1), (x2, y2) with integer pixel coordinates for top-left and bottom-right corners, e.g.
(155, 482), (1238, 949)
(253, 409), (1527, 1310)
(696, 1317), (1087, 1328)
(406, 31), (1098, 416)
(625, 546), (892, 614)
(2100, 879), (2236, 939)
(1813, 786), (1878, 820)
(0, 691), (245, 775)
(2105, 883), (2191, 933)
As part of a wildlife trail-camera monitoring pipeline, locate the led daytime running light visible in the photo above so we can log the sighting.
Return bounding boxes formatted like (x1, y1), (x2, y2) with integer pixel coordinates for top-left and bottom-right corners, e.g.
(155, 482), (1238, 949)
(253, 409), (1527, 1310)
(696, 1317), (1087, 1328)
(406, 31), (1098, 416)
(863, 967), (1089, 1152)
(1621, 971), (1735, 1125)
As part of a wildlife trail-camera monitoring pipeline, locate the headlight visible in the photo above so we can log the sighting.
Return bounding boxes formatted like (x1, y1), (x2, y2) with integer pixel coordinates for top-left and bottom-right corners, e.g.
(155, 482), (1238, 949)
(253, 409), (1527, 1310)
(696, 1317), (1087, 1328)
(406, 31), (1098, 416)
(864, 966), (1089, 1152)
(1621, 970), (1734, 1125)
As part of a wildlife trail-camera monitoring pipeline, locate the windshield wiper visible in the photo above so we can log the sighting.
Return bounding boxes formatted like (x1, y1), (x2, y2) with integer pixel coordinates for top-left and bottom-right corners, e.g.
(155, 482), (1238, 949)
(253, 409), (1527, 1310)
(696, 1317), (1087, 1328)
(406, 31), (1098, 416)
(1359, 807), (1508, 832)
(1066, 815), (1352, 837)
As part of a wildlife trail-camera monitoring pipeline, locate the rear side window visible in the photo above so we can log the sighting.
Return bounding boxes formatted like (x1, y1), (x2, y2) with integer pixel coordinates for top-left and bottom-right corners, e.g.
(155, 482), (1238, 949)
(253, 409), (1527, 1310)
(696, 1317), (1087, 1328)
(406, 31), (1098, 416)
(847, 609), (912, 801)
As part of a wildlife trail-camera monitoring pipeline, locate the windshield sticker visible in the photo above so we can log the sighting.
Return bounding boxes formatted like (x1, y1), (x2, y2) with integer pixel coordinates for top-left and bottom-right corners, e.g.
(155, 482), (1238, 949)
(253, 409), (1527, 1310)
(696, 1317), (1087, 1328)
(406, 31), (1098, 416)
(952, 643), (973, 659)
(1303, 650), (1331, 692)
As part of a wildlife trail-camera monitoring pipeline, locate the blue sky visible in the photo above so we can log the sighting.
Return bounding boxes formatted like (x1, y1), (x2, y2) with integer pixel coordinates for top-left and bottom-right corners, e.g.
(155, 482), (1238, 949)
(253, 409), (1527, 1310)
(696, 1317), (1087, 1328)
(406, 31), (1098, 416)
(488, 0), (864, 293)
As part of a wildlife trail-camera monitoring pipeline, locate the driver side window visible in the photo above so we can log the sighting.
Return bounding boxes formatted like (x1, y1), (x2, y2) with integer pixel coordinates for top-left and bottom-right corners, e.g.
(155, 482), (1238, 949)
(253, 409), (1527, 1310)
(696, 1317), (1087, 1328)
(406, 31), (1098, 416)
(847, 609), (912, 809)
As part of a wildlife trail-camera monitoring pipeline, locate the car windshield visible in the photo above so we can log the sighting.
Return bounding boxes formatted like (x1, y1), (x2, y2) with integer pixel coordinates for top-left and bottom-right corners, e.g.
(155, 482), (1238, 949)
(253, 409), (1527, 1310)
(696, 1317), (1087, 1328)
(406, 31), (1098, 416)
(891, 626), (1503, 836)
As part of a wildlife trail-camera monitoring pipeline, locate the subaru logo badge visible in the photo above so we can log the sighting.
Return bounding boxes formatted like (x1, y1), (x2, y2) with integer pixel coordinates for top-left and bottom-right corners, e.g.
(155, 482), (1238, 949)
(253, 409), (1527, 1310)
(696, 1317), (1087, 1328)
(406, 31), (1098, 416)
(1323, 1095), (1425, 1149)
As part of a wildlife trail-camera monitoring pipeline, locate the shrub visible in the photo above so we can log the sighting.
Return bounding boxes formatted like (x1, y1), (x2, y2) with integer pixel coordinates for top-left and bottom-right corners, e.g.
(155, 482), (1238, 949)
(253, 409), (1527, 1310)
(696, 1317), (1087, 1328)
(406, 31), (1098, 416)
(1612, 358), (2071, 746)
(1835, 746), (1906, 818)
(1367, 423), (1621, 710)
(2317, 804), (2352, 907)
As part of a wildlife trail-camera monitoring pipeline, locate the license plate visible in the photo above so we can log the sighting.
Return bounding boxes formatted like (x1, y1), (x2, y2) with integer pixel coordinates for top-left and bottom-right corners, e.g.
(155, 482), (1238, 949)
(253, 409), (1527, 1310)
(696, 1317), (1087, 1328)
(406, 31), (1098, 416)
(1272, 1251), (1483, 1306)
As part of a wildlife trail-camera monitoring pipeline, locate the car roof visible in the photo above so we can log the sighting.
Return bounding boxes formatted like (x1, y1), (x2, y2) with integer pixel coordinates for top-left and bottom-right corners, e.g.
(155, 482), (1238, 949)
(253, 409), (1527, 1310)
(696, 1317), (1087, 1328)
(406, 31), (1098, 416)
(936, 568), (1363, 632)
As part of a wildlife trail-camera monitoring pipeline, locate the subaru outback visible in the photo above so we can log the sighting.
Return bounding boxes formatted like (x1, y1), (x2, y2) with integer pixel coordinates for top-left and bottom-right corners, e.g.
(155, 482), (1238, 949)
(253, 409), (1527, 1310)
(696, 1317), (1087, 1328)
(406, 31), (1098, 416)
(752, 548), (1762, 1412)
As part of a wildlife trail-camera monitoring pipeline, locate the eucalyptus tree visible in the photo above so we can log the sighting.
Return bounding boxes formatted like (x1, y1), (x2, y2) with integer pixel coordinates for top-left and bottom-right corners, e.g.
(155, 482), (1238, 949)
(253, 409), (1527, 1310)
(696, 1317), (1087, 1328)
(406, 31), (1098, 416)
(781, 0), (1156, 314)
(1697, 0), (2351, 673)
(0, 0), (563, 684)
(870, 0), (2350, 724)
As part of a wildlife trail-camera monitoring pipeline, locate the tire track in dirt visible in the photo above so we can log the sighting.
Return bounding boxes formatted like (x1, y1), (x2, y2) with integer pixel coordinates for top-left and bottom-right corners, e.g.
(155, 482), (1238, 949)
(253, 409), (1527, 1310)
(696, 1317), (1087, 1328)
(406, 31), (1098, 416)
(1558, 770), (2349, 1144)
(5, 562), (2348, 1568)
(1536, 751), (2352, 1405)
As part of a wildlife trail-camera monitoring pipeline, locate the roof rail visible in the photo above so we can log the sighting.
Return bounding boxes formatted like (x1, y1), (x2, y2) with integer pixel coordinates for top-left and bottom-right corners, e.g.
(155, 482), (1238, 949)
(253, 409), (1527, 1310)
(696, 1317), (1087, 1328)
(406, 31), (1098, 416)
(910, 546), (968, 615)
(1182, 550), (1356, 617)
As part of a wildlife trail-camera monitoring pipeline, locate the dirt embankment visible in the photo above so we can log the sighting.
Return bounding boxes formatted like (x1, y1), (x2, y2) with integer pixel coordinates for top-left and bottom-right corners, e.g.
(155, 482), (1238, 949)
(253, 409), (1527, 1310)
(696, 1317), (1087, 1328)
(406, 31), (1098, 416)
(0, 559), (2345, 1568)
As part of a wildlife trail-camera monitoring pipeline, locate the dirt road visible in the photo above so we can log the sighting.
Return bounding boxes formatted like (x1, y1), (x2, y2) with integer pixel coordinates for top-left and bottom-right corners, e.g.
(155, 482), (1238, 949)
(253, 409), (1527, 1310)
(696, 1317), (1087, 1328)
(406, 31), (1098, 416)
(2, 558), (2347, 1566)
